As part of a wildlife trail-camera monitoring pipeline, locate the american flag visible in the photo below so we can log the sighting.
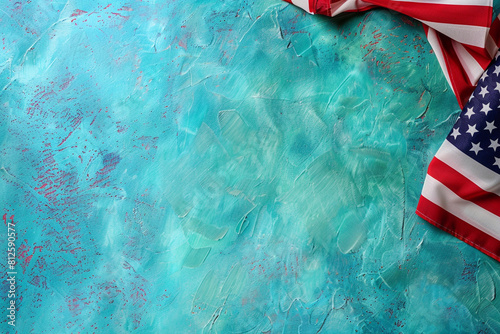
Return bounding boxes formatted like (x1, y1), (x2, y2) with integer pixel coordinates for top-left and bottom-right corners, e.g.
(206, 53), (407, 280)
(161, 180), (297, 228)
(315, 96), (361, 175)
(288, 0), (500, 261)
(417, 54), (500, 262)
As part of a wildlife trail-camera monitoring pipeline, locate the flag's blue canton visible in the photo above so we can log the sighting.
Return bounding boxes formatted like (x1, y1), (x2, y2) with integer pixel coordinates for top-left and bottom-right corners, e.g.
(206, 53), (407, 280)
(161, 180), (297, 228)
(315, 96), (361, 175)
(447, 53), (500, 174)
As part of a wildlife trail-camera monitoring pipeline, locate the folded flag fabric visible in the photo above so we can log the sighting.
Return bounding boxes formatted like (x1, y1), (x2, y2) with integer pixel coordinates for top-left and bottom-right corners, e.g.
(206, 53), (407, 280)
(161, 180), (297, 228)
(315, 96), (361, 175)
(417, 54), (500, 262)
(287, 0), (500, 261)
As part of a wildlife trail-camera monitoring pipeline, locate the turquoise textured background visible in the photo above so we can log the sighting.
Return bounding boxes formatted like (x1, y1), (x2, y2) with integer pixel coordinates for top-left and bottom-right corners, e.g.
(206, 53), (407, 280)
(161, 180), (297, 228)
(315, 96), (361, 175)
(2, 0), (500, 332)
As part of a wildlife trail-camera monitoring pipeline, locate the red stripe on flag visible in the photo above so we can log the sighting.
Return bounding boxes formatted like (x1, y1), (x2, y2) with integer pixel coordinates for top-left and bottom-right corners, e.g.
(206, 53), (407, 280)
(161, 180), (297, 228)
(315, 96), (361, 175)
(439, 35), (475, 108)
(427, 157), (500, 216)
(462, 44), (495, 69)
(310, 0), (332, 16)
(309, 0), (315, 13)
(343, 6), (378, 13)
(366, 0), (492, 27)
(417, 196), (500, 262)
(422, 23), (428, 35)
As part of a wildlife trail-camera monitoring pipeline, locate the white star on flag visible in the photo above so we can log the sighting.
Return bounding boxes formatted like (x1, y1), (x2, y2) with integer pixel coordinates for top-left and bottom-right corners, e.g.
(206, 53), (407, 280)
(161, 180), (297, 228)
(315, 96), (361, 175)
(450, 128), (461, 139)
(470, 142), (483, 155)
(494, 65), (500, 76)
(495, 82), (500, 93)
(466, 124), (478, 136)
(481, 71), (489, 82)
(465, 107), (474, 118)
(485, 121), (496, 133)
(490, 139), (500, 151)
(479, 86), (489, 98)
(481, 103), (492, 115)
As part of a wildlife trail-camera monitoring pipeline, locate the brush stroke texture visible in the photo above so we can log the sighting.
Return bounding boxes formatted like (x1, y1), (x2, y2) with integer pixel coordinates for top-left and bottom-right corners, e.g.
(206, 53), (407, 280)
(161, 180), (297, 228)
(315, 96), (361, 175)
(1, 0), (500, 333)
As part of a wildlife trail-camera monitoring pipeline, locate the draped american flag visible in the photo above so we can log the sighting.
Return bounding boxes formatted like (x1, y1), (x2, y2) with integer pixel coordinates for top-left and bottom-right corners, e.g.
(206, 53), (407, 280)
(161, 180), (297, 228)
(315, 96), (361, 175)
(417, 54), (500, 262)
(288, 0), (500, 261)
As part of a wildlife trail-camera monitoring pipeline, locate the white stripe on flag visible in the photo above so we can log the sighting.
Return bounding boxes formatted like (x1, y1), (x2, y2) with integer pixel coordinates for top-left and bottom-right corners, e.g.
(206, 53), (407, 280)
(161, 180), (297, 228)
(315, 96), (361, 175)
(486, 34), (498, 58)
(291, 0), (310, 12)
(421, 175), (500, 240)
(435, 139), (500, 196)
(425, 28), (453, 89)
(421, 20), (489, 48)
(452, 40), (486, 85)
(331, 0), (372, 16)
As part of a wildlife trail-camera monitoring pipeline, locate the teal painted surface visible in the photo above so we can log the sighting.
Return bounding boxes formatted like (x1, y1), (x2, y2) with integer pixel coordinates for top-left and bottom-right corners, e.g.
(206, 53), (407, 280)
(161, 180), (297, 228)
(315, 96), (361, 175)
(1, 0), (500, 332)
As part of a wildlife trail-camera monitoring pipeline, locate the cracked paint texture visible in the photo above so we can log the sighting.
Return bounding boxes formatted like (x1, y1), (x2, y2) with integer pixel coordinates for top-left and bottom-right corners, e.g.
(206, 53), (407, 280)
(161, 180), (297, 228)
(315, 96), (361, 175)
(1, 0), (500, 333)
